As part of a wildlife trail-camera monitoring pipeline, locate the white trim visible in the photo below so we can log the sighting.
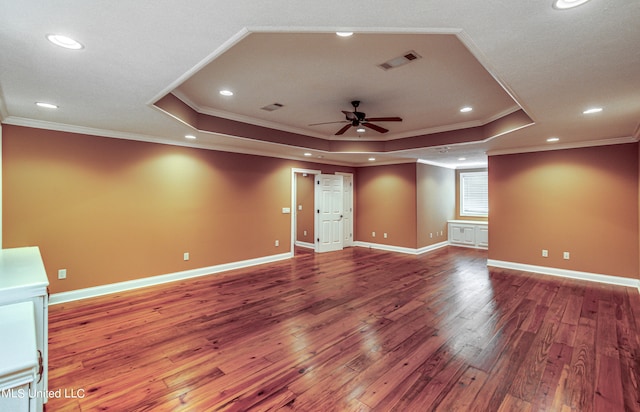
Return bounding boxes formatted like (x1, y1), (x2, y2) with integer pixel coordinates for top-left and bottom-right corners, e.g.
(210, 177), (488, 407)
(335, 172), (355, 248)
(50, 252), (292, 305)
(487, 136), (637, 157)
(487, 259), (640, 292)
(354, 241), (448, 255)
(449, 243), (488, 250)
(447, 219), (488, 225)
(294, 241), (315, 249)
(146, 27), (251, 105)
(291, 168), (322, 254)
(4, 116), (354, 167)
(0, 123), (3, 248)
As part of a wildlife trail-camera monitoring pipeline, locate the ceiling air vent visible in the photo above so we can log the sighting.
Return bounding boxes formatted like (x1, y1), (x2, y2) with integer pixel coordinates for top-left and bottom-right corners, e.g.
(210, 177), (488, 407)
(261, 103), (284, 112)
(378, 50), (422, 71)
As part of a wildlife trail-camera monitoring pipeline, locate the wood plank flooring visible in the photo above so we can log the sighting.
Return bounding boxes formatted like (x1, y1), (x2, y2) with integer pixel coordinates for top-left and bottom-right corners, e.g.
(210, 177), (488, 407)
(46, 247), (640, 411)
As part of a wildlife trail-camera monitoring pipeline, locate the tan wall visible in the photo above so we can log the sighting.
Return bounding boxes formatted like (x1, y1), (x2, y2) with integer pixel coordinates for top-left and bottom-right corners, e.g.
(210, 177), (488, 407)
(455, 168), (489, 221)
(416, 163), (455, 248)
(295, 173), (314, 243)
(355, 163), (417, 248)
(2, 125), (352, 293)
(488, 143), (639, 279)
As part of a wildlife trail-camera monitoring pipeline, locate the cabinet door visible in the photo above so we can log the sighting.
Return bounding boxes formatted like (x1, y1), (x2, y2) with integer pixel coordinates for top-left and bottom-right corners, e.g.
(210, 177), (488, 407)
(476, 226), (489, 248)
(462, 227), (475, 244)
(450, 226), (465, 243)
(450, 225), (476, 245)
(0, 383), (32, 412)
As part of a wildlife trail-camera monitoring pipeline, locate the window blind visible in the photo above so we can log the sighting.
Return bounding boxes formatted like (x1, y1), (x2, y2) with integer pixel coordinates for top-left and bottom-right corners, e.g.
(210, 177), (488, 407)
(460, 171), (488, 216)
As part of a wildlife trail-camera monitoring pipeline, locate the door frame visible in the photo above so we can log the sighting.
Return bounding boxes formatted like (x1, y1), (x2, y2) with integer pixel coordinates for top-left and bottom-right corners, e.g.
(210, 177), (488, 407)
(314, 173), (344, 253)
(336, 172), (354, 248)
(291, 168), (321, 253)
(290, 168), (354, 254)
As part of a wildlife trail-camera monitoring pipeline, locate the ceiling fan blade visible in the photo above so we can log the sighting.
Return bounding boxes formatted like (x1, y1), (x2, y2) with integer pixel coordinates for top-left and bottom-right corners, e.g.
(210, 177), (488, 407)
(335, 124), (352, 135)
(308, 120), (348, 126)
(364, 117), (403, 122)
(363, 122), (389, 133)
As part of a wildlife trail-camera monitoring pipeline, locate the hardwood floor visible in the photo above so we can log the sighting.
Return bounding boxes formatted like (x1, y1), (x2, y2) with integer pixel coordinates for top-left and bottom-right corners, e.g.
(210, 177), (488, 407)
(46, 246), (640, 411)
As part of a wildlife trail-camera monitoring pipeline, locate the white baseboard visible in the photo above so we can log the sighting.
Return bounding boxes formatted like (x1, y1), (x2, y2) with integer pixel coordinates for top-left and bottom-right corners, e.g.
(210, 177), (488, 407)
(49, 252), (293, 305)
(487, 259), (640, 292)
(354, 241), (448, 255)
(448, 242), (488, 250)
(294, 241), (315, 250)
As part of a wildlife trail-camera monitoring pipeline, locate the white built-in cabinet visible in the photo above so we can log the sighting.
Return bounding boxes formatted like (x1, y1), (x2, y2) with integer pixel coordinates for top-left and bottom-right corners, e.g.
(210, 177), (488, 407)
(0, 247), (49, 411)
(448, 220), (488, 249)
(0, 302), (38, 411)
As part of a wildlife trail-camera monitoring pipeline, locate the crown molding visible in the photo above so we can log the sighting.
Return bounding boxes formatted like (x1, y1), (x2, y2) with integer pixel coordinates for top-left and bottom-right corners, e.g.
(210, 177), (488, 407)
(487, 136), (637, 157)
(1, 116), (355, 167)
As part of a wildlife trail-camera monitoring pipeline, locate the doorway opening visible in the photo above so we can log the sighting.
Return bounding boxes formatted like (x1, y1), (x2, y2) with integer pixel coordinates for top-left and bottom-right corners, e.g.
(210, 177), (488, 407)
(291, 169), (353, 254)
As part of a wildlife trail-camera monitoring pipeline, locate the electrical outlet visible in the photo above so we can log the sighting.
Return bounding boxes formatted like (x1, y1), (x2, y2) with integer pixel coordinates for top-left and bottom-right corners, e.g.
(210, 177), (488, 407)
(372, 231), (376, 237)
(384, 233), (388, 239)
(58, 269), (67, 279)
(542, 249), (548, 258)
(430, 233), (433, 238)
(275, 240), (279, 247)
(183, 252), (189, 261)
(563, 251), (570, 260)
(303, 230), (307, 236)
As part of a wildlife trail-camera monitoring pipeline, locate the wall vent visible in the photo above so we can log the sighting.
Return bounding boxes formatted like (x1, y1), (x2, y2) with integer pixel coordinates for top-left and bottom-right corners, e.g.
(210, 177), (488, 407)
(378, 50), (422, 71)
(261, 103), (284, 111)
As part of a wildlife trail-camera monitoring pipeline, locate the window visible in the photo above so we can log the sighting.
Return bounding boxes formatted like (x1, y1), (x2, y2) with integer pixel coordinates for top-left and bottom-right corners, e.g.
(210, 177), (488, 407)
(460, 171), (488, 217)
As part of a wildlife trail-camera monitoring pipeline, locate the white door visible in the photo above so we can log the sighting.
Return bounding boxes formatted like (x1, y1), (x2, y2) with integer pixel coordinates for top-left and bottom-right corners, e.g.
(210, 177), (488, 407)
(315, 174), (344, 253)
(340, 174), (354, 247)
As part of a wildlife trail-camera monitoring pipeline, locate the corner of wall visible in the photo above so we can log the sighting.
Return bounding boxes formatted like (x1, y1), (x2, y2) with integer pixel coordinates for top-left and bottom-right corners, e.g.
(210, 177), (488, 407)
(0, 123), (3, 248)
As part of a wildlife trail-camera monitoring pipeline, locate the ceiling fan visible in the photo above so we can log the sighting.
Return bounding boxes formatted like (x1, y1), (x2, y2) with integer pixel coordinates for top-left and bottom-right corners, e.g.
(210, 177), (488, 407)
(309, 100), (402, 135)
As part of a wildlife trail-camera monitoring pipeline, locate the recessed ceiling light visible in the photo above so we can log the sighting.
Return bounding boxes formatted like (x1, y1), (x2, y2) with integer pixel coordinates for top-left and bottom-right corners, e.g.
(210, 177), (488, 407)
(460, 107), (473, 113)
(458, 157), (467, 161)
(219, 90), (234, 96)
(547, 137), (560, 142)
(583, 107), (603, 114)
(336, 32), (353, 37)
(368, 157), (376, 161)
(303, 152), (312, 157)
(356, 127), (366, 133)
(185, 134), (196, 140)
(46, 34), (83, 50)
(553, 0), (591, 10)
(36, 102), (58, 109)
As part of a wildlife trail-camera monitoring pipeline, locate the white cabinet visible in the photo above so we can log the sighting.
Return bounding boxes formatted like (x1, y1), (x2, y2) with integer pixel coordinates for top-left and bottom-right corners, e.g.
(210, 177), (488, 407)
(0, 247), (49, 411)
(448, 220), (488, 249)
(0, 302), (39, 412)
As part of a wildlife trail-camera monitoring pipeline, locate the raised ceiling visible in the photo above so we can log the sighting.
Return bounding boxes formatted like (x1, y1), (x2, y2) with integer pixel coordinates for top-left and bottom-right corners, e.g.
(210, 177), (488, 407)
(1, 1), (639, 167)
(171, 32), (521, 140)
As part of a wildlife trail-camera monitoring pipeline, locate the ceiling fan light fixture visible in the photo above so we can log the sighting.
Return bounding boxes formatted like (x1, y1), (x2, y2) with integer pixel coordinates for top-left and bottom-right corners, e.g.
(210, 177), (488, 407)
(460, 106), (473, 113)
(356, 127), (366, 133)
(547, 137), (560, 142)
(336, 31), (353, 37)
(583, 107), (603, 114)
(219, 90), (234, 96)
